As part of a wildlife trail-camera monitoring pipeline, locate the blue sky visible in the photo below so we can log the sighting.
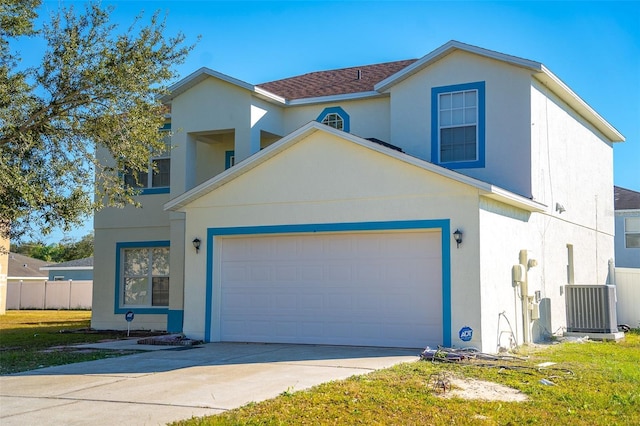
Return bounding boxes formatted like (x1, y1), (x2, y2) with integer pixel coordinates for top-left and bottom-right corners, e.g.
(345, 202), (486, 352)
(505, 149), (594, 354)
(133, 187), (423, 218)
(30, 0), (640, 242)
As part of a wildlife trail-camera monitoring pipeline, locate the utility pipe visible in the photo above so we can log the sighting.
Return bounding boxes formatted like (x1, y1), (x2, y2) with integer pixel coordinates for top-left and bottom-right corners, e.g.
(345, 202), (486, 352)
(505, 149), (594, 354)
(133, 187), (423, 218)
(519, 249), (530, 345)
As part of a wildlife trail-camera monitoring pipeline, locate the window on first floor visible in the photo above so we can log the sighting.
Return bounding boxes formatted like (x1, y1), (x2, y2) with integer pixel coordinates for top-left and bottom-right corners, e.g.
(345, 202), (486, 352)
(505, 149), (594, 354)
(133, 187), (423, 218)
(625, 217), (640, 248)
(431, 81), (485, 168)
(119, 244), (170, 308)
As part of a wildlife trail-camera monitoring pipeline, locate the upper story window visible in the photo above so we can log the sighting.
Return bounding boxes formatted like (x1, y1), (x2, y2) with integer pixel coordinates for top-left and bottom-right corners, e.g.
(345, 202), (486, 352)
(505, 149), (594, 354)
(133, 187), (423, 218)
(625, 217), (640, 248)
(124, 129), (171, 194)
(431, 81), (485, 169)
(316, 106), (350, 132)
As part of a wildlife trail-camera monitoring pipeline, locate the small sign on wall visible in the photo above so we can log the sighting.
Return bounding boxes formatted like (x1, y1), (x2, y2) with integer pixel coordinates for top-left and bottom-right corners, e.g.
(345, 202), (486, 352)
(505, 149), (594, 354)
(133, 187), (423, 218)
(459, 326), (473, 342)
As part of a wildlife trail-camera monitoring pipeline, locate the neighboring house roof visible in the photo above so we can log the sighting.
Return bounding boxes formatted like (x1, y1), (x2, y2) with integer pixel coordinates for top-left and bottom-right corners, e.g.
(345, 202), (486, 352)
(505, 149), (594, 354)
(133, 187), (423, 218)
(614, 186), (640, 210)
(256, 60), (417, 100)
(40, 256), (94, 271)
(7, 253), (49, 279)
(165, 121), (546, 213)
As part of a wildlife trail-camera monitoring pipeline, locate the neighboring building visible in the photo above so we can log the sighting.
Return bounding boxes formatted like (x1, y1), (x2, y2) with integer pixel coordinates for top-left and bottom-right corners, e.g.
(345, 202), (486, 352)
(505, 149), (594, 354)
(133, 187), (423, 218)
(6, 253), (49, 310)
(93, 41), (624, 351)
(40, 257), (94, 281)
(614, 186), (640, 268)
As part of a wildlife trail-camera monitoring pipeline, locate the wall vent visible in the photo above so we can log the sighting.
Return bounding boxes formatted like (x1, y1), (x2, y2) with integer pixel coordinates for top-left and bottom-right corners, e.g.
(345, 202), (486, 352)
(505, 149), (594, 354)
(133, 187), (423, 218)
(565, 285), (618, 333)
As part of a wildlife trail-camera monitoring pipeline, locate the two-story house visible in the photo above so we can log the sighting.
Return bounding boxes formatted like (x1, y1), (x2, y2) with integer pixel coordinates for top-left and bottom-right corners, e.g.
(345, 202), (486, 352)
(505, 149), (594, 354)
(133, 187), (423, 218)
(92, 41), (624, 352)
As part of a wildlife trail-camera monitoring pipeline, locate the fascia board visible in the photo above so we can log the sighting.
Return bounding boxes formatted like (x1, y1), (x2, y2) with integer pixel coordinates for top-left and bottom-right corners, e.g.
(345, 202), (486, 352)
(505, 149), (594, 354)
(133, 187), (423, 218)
(615, 209), (640, 215)
(481, 187), (547, 213)
(535, 66), (625, 143)
(39, 266), (93, 271)
(161, 67), (285, 104)
(375, 40), (543, 92)
(9, 276), (48, 281)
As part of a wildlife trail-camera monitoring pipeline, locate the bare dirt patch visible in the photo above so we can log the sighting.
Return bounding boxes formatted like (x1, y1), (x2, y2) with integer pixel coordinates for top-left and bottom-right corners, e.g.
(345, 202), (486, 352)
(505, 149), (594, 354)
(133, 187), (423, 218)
(440, 377), (528, 402)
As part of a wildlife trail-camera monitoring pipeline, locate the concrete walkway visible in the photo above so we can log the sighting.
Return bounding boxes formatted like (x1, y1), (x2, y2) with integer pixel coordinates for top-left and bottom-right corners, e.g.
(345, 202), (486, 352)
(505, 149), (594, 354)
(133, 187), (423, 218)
(0, 341), (419, 425)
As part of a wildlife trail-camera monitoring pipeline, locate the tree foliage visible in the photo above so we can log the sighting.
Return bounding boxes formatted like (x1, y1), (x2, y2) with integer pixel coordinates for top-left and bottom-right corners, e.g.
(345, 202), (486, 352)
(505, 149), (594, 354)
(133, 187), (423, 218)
(11, 232), (93, 262)
(0, 0), (194, 240)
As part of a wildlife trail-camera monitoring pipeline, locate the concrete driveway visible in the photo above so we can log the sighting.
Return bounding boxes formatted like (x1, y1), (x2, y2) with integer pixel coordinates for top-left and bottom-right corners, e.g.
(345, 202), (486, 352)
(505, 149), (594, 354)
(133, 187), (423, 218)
(0, 341), (419, 425)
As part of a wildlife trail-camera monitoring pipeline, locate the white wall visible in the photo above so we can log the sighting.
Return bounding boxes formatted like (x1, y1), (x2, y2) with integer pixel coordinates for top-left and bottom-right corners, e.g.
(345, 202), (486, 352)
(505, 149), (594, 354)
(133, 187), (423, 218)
(615, 267), (640, 328)
(387, 50), (534, 198)
(530, 80), (615, 236)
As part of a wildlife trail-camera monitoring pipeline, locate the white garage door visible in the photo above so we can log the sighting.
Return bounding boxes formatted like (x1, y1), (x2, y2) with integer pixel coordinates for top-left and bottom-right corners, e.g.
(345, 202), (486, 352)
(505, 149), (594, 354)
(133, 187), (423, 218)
(218, 231), (442, 348)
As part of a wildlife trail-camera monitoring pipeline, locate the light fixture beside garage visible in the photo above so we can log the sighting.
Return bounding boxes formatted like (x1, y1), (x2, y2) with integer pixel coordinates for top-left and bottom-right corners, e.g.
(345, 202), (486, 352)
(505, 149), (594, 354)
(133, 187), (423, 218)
(453, 229), (463, 248)
(192, 237), (201, 253)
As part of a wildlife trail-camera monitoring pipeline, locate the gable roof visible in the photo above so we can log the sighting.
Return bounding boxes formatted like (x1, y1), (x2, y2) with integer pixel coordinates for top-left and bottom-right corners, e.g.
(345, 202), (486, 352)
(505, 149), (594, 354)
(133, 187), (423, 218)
(165, 121), (545, 213)
(256, 60), (417, 101)
(375, 40), (623, 143)
(7, 253), (49, 279)
(615, 186), (640, 210)
(162, 40), (623, 142)
(41, 257), (93, 271)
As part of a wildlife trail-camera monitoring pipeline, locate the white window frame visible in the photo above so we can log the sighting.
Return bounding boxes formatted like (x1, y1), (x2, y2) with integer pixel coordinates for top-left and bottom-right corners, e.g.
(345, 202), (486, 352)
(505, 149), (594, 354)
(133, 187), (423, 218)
(321, 113), (344, 130)
(438, 89), (478, 163)
(119, 245), (170, 309)
(625, 217), (640, 248)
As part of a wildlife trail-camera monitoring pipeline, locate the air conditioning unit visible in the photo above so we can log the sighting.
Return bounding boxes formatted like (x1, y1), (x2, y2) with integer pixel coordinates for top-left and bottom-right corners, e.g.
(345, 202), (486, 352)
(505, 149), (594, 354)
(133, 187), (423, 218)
(565, 285), (618, 333)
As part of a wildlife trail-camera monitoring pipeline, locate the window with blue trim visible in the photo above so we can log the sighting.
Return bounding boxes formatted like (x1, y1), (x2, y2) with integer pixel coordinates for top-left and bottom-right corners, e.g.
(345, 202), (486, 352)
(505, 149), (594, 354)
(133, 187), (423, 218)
(431, 82), (485, 168)
(123, 127), (171, 194)
(316, 106), (350, 132)
(118, 243), (170, 308)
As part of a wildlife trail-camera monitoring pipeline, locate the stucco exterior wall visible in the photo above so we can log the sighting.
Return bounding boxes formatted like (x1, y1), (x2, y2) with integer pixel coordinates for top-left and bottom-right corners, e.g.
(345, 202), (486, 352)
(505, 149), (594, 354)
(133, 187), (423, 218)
(530, 80), (615, 237)
(92, 224), (170, 331)
(178, 130), (485, 348)
(387, 50), (533, 198)
(479, 196), (615, 350)
(282, 97), (391, 142)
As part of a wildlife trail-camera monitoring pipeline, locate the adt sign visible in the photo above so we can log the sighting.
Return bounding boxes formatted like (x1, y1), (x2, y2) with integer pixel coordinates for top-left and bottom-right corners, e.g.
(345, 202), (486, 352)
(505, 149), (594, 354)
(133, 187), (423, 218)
(459, 326), (473, 342)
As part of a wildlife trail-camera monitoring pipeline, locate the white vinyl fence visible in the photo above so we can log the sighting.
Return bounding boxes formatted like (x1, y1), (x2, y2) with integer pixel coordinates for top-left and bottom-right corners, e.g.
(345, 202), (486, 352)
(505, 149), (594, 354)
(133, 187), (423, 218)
(7, 280), (92, 310)
(615, 268), (640, 329)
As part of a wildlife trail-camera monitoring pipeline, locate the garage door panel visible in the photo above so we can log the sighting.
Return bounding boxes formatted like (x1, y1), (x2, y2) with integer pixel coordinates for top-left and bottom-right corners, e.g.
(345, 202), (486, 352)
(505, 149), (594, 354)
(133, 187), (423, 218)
(218, 231), (442, 348)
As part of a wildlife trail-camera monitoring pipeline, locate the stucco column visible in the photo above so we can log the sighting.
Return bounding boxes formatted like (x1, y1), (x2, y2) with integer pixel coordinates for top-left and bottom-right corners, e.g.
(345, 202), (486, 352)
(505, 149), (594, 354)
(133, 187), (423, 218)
(167, 212), (186, 332)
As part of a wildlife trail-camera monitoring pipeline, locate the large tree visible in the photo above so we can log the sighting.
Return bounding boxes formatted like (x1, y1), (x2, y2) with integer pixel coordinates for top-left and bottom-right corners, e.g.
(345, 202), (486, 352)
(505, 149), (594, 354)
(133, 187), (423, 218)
(0, 0), (194, 240)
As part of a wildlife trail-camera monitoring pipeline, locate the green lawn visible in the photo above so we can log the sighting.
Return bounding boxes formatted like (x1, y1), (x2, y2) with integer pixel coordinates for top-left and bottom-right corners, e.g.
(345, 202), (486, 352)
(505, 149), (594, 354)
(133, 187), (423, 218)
(174, 332), (640, 426)
(0, 310), (142, 374)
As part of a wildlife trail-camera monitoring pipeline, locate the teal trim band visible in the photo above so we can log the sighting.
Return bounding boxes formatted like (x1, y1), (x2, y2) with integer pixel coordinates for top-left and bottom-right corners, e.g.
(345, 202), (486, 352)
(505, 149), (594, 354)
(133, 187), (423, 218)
(316, 106), (350, 132)
(114, 240), (170, 315)
(204, 220), (452, 346)
(167, 309), (184, 333)
(431, 81), (485, 169)
(139, 187), (170, 195)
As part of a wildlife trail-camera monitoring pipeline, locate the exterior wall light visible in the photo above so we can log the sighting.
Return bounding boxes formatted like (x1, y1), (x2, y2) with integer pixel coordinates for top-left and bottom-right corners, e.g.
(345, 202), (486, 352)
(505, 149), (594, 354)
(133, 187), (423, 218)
(192, 237), (201, 253)
(453, 229), (463, 248)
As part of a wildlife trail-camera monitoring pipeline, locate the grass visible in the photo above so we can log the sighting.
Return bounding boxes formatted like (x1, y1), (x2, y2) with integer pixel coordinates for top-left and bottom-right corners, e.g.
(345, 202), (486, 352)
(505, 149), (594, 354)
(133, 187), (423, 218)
(0, 310), (144, 374)
(173, 332), (640, 426)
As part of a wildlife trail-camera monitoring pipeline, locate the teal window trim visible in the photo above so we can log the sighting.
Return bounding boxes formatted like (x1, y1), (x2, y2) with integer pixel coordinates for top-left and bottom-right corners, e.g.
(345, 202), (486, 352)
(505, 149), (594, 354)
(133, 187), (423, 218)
(316, 106), (350, 132)
(204, 220), (451, 346)
(431, 81), (485, 169)
(225, 150), (235, 169)
(114, 240), (170, 315)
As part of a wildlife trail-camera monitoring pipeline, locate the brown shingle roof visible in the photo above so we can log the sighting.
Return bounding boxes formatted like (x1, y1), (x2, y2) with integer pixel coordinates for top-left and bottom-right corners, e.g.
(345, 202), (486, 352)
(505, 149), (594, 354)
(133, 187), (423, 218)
(256, 59), (418, 100)
(615, 186), (640, 210)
